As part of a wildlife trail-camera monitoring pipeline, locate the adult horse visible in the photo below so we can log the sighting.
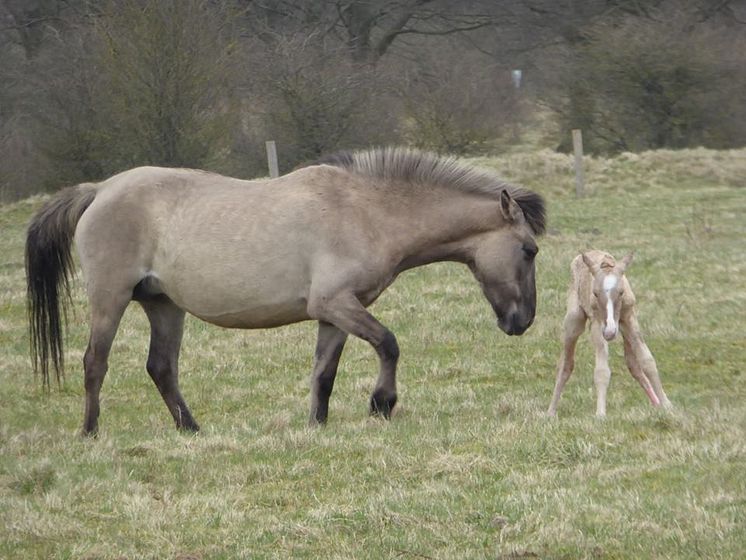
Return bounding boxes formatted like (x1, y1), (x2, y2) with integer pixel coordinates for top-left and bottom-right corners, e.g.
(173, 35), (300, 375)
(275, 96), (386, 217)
(26, 147), (545, 435)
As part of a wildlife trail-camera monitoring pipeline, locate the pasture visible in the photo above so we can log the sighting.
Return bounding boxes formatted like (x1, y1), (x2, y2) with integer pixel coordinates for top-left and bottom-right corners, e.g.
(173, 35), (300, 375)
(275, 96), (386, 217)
(1, 148), (745, 559)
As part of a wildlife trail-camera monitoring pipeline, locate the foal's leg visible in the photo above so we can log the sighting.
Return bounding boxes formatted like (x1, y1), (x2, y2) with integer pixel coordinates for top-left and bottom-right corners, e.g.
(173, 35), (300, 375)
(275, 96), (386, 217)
(82, 291), (131, 436)
(309, 321), (348, 426)
(140, 297), (199, 432)
(547, 310), (586, 416)
(590, 321), (612, 417)
(310, 293), (399, 419)
(621, 331), (660, 406)
(621, 314), (672, 408)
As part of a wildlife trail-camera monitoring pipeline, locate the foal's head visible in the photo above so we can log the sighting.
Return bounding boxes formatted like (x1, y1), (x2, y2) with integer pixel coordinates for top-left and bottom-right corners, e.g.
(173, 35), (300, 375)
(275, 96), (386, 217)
(470, 190), (543, 336)
(583, 252), (634, 341)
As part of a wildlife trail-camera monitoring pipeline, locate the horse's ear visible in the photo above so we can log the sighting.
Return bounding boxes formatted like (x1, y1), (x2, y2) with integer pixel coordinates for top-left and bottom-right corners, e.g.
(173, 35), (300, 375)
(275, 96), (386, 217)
(582, 253), (601, 275)
(617, 252), (634, 273)
(499, 190), (525, 225)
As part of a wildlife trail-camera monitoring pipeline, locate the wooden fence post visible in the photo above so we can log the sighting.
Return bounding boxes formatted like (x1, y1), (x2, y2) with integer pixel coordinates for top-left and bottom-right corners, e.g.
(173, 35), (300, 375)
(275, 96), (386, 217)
(572, 129), (585, 198)
(265, 140), (279, 178)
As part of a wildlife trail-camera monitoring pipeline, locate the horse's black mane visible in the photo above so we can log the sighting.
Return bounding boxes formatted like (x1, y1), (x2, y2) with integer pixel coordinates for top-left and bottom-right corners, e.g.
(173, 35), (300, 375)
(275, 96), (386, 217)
(311, 147), (546, 236)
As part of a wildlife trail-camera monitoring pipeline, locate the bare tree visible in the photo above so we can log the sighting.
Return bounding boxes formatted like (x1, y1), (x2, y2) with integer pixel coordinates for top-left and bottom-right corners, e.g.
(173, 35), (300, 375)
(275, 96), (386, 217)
(2, 0), (745, 199)
(245, 32), (393, 168)
(92, 0), (242, 169)
(543, 4), (746, 153)
(241, 0), (506, 63)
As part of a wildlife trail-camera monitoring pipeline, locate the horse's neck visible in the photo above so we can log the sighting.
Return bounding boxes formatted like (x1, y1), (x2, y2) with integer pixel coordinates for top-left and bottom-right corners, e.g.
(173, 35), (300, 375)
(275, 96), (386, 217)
(395, 240), (471, 272)
(392, 194), (500, 273)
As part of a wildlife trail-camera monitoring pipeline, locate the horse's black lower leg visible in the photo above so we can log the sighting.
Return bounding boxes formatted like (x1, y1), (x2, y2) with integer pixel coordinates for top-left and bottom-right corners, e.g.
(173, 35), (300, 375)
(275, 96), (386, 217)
(369, 330), (399, 419)
(309, 292), (399, 421)
(82, 341), (109, 437)
(141, 297), (199, 432)
(309, 321), (348, 425)
(82, 296), (129, 437)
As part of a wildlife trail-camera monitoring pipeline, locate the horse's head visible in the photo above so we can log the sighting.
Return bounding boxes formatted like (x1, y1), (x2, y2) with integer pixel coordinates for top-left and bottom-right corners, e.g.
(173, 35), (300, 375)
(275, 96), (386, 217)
(469, 190), (541, 336)
(583, 252), (633, 341)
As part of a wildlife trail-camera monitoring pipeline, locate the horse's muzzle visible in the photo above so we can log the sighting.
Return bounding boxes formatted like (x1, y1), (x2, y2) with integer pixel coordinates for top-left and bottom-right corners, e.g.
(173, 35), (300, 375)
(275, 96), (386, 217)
(497, 311), (533, 336)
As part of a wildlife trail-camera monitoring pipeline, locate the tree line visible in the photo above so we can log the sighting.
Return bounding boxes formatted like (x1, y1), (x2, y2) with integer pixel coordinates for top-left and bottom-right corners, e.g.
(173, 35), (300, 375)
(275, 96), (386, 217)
(1, 0), (744, 200)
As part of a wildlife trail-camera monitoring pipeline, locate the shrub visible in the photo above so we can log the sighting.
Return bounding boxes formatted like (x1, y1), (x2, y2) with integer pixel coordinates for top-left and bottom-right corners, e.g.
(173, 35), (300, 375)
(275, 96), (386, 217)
(548, 13), (746, 154)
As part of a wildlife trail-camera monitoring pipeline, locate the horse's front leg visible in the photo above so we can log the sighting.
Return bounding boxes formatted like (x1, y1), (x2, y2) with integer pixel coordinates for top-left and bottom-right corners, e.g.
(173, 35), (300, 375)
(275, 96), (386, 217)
(309, 321), (348, 426)
(547, 309), (586, 416)
(621, 314), (672, 408)
(308, 292), (399, 419)
(590, 321), (612, 417)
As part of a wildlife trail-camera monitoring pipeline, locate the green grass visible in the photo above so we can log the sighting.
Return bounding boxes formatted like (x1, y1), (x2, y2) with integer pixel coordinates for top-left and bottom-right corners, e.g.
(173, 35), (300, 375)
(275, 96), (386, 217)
(1, 148), (745, 559)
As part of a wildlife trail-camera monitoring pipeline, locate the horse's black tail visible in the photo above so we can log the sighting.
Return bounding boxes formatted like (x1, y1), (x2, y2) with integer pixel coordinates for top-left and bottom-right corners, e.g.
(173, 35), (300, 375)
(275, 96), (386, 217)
(25, 184), (98, 388)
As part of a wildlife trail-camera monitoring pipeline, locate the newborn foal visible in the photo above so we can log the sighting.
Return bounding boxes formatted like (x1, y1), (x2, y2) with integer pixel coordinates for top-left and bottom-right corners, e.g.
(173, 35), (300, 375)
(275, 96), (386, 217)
(547, 250), (671, 416)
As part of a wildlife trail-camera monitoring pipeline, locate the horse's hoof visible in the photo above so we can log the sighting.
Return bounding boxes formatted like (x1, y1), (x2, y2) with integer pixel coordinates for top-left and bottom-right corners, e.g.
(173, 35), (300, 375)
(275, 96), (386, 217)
(308, 413), (328, 427)
(80, 426), (98, 438)
(177, 421), (200, 433)
(370, 390), (397, 419)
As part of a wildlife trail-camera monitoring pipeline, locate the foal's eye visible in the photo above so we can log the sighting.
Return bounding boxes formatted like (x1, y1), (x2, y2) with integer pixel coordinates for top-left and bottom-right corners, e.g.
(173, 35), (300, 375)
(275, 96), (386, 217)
(522, 244), (538, 260)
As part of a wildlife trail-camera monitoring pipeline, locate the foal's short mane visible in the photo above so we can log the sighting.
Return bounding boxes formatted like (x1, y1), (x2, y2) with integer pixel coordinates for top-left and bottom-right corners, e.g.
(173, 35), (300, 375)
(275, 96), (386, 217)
(313, 147), (546, 235)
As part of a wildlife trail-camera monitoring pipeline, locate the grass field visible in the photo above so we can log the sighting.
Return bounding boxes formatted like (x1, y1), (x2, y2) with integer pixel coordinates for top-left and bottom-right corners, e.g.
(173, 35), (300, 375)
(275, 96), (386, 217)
(1, 148), (745, 559)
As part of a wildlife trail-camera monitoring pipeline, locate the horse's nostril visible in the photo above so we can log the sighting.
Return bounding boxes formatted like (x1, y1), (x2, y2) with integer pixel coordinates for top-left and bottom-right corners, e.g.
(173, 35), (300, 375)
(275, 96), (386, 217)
(507, 312), (529, 336)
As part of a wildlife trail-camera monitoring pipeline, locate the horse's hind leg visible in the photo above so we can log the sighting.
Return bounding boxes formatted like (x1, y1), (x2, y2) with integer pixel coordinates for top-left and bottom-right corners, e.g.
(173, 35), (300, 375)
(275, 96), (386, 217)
(621, 314), (672, 409)
(309, 321), (348, 426)
(82, 292), (131, 436)
(622, 332), (660, 406)
(140, 297), (199, 432)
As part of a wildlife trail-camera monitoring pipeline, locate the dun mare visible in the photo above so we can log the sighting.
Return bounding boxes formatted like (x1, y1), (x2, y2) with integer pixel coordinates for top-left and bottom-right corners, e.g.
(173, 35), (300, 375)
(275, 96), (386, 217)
(26, 147), (545, 435)
(547, 250), (671, 416)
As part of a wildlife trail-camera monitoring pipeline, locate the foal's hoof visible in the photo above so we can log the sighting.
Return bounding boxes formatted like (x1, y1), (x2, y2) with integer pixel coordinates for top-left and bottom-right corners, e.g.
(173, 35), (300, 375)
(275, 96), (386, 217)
(370, 390), (397, 419)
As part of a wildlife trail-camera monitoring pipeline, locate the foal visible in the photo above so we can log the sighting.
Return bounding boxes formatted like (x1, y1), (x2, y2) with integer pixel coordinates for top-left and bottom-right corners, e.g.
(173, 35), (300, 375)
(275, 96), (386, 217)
(547, 250), (671, 416)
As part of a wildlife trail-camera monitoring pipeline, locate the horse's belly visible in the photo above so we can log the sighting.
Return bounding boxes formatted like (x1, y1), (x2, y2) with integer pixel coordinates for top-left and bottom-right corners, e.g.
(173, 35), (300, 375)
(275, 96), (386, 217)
(152, 237), (313, 328)
(167, 285), (311, 329)
(155, 266), (311, 328)
(190, 298), (310, 329)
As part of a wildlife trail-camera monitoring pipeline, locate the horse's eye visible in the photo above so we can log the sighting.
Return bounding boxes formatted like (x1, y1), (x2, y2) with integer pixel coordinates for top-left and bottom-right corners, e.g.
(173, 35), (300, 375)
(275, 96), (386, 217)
(522, 244), (538, 260)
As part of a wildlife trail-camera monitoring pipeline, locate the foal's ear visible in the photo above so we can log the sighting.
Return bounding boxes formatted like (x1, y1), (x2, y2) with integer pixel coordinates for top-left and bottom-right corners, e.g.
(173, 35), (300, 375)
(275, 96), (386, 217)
(582, 252), (602, 275)
(499, 189), (525, 224)
(617, 252), (634, 273)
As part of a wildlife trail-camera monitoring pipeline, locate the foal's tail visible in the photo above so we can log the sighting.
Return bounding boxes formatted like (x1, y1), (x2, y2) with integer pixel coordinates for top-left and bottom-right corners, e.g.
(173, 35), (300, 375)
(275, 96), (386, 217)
(25, 184), (98, 387)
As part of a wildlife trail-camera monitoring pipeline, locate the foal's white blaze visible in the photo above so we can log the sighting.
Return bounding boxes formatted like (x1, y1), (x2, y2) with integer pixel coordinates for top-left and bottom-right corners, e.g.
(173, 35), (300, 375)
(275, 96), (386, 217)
(602, 275), (618, 291)
(602, 274), (618, 340)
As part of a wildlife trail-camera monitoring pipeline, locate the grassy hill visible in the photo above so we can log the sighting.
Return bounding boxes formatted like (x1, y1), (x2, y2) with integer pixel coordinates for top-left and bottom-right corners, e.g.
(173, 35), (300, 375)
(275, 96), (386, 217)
(1, 148), (745, 559)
